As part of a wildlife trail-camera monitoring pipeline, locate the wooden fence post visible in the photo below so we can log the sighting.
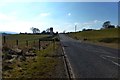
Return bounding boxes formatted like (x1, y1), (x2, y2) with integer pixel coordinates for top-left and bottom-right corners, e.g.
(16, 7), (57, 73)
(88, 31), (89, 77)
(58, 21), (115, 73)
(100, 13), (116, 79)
(39, 39), (41, 50)
(33, 40), (35, 46)
(26, 40), (28, 46)
(53, 39), (55, 51)
(54, 38), (56, 50)
(3, 36), (6, 44)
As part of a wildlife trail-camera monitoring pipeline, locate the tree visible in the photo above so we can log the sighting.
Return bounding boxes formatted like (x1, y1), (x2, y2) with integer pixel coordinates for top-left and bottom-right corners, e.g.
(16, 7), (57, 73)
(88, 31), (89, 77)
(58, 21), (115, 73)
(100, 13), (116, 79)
(107, 25), (115, 28)
(46, 28), (50, 33)
(82, 28), (94, 31)
(30, 27), (40, 34)
(102, 21), (111, 29)
(117, 25), (120, 28)
(30, 27), (35, 33)
(82, 28), (86, 31)
(41, 30), (46, 34)
(36, 28), (40, 33)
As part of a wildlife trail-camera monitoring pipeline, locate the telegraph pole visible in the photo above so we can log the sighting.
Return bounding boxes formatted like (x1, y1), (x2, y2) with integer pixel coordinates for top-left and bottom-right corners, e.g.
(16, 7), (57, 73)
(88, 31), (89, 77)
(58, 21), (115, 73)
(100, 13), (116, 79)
(75, 25), (77, 32)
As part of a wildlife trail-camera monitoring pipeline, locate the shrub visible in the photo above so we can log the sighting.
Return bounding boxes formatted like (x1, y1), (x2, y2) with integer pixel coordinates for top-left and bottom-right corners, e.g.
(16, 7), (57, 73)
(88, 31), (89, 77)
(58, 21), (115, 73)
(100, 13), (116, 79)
(99, 38), (119, 43)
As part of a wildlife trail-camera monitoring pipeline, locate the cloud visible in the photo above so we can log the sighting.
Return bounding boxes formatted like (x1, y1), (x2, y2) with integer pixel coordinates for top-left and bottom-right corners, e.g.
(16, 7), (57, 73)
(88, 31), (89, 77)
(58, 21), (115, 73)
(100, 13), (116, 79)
(93, 20), (102, 23)
(0, 13), (16, 21)
(0, 12), (46, 32)
(67, 13), (71, 16)
(76, 20), (103, 30)
(74, 22), (79, 25)
(0, 20), (47, 33)
(61, 20), (103, 32)
(82, 20), (102, 26)
(10, 11), (18, 15)
(0, 13), (8, 20)
(39, 13), (50, 17)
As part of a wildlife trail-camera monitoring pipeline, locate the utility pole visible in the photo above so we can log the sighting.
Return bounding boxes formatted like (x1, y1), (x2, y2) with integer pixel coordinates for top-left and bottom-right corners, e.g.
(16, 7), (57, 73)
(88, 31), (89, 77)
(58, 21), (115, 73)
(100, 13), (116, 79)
(75, 25), (77, 32)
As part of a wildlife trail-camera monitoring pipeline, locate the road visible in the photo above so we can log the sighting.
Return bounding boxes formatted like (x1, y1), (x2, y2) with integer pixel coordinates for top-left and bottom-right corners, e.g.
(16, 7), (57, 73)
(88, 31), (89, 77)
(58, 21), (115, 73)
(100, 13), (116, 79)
(59, 34), (119, 78)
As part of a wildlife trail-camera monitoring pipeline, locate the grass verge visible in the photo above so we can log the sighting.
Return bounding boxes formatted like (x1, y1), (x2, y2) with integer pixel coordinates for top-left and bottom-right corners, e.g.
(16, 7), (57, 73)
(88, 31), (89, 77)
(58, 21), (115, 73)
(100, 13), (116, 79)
(2, 36), (66, 79)
(68, 28), (120, 49)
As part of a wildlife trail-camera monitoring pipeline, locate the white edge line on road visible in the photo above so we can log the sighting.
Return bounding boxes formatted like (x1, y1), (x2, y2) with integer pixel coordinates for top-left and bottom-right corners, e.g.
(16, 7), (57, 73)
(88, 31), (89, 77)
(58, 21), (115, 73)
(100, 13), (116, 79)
(100, 55), (120, 67)
(62, 47), (76, 79)
(61, 47), (69, 78)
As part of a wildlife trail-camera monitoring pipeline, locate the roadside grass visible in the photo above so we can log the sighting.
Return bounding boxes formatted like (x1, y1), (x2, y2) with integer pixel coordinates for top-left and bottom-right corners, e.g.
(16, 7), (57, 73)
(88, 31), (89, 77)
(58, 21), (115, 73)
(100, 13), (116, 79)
(2, 35), (66, 79)
(68, 28), (120, 49)
(3, 41), (65, 79)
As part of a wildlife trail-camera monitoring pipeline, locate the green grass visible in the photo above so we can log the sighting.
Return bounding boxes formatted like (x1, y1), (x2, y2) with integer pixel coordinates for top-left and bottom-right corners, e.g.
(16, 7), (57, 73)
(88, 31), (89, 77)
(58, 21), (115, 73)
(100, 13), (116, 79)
(2, 34), (49, 48)
(3, 42), (61, 78)
(68, 28), (120, 49)
(16, 45), (57, 78)
(2, 35), (65, 79)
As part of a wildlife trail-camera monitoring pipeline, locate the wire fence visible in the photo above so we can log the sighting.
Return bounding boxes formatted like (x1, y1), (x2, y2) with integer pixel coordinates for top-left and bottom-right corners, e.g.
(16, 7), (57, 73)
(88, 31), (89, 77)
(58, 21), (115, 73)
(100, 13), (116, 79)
(2, 35), (56, 51)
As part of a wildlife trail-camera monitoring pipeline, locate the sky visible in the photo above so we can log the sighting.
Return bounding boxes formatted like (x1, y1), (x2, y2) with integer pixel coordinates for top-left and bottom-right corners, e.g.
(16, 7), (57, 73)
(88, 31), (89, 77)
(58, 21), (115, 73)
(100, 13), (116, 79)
(0, 1), (118, 33)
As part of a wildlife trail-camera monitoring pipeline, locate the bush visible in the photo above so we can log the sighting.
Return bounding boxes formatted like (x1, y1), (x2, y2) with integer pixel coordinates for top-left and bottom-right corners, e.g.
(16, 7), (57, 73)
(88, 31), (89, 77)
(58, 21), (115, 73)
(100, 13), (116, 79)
(108, 25), (115, 28)
(99, 38), (119, 43)
(83, 38), (87, 41)
(54, 37), (60, 41)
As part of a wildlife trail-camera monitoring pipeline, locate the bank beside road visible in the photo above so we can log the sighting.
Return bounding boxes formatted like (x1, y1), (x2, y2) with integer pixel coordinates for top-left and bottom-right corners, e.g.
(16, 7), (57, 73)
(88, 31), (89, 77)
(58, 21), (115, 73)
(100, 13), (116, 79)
(67, 28), (120, 49)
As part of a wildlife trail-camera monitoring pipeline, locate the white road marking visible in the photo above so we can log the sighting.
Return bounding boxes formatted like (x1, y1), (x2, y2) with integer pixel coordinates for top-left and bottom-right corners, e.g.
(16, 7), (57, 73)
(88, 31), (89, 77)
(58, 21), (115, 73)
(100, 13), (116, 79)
(111, 61), (120, 67)
(61, 47), (69, 78)
(62, 47), (76, 78)
(103, 55), (120, 59)
(101, 56), (107, 60)
(100, 55), (120, 67)
(94, 50), (111, 55)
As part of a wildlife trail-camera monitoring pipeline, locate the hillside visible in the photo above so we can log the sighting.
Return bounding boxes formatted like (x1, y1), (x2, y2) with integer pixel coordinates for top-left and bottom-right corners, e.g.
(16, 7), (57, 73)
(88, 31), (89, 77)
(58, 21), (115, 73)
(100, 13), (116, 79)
(68, 28), (120, 49)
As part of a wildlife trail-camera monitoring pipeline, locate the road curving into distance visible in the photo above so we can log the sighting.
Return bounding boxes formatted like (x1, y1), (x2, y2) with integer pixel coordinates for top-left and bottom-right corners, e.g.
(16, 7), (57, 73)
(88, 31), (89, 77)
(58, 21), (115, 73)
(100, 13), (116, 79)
(59, 34), (119, 79)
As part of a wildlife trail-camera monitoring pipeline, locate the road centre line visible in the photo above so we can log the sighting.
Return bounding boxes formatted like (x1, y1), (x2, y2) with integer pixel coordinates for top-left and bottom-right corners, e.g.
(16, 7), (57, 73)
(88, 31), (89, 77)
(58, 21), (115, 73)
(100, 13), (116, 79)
(100, 55), (120, 67)
(102, 55), (120, 59)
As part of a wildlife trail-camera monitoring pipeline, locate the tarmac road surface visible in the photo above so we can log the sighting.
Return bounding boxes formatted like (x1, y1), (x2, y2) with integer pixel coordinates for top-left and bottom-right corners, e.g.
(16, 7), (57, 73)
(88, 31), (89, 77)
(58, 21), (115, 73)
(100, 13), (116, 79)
(59, 34), (119, 78)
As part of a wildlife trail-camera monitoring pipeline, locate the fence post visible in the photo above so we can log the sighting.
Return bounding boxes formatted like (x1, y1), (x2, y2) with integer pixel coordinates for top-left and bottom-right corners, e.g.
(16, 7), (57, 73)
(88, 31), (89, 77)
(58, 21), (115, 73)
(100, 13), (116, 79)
(39, 39), (41, 50)
(16, 40), (18, 46)
(53, 39), (55, 51)
(54, 39), (56, 49)
(3, 36), (6, 44)
(33, 40), (35, 46)
(26, 40), (28, 46)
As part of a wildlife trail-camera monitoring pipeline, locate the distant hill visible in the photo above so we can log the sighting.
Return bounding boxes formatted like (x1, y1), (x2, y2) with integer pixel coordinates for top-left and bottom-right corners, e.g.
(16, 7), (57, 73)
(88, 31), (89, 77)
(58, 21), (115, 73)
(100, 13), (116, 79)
(0, 31), (18, 34)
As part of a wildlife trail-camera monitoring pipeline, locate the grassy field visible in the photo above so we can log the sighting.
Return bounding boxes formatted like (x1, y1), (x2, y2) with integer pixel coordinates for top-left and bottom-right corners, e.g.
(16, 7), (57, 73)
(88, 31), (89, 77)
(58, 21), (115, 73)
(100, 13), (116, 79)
(68, 28), (120, 49)
(2, 34), (66, 79)
(2, 34), (49, 48)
